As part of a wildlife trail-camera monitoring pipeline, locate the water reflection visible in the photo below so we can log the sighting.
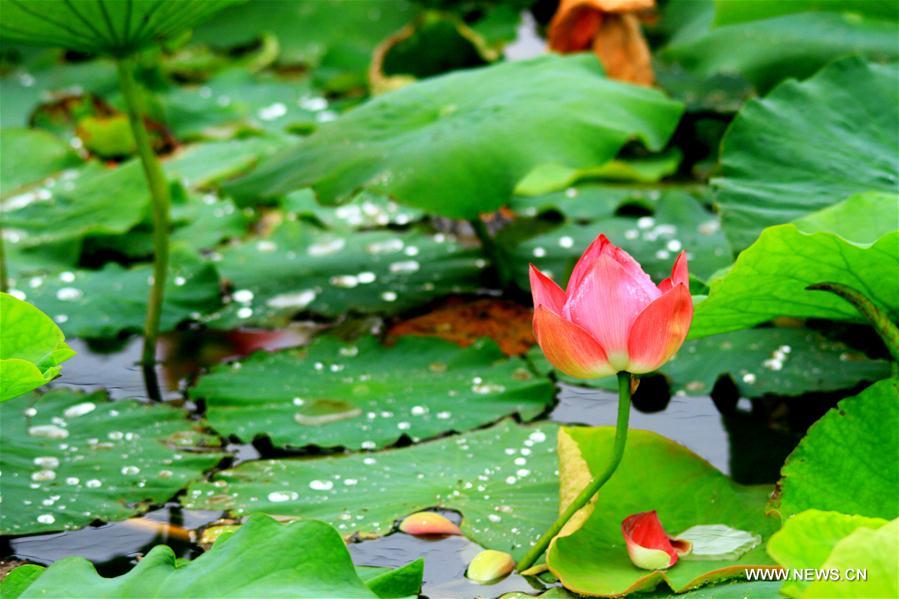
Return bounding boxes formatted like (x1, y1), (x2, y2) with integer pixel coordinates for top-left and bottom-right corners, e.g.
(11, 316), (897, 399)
(552, 383), (732, 474)
(552, 383), (801, 484)
(1, 506), (221, 576)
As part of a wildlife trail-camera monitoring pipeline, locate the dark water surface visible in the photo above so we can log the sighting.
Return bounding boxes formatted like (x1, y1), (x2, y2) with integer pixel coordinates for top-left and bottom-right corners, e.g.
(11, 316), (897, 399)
(1, 330), (798, 598)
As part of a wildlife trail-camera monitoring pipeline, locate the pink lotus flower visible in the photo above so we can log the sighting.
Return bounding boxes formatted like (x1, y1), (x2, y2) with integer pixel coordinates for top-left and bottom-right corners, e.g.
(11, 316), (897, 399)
(622, 511), (692, 570)
(529, 234), (692, 377)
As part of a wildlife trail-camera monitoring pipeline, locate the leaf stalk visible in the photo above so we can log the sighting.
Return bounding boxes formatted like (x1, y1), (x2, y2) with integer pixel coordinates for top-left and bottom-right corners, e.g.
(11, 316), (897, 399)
(116, 56), (171, 367)
(515, 371), (632, 572)
(807, 282), (899, 364)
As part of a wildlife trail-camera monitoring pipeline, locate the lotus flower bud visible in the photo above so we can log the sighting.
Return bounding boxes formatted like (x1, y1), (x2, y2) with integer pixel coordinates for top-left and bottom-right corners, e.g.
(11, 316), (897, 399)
(466, 549), (515, 584)
(530, 234), (692, 378)
(398, 511), (461, 536)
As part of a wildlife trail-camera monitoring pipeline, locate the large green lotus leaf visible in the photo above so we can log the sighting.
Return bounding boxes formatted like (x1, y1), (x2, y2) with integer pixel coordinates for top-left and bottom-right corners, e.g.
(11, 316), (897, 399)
(191, 335), (553, 450)
(0, 128), (81, 198)
(713, 57), (899, 250)
(0, 388), (225, 535)
(547, 427), (778, 596)
(530, 327), (890, 399)
(0, 58), (117, 128)
(16, 246), (222, 339)
(803, 518), (899, 599)
(514, 150), (683, 197)
(91, 187), (250, 260)
(192, 0), (417, 78)
(355, 561), (425, 599)
(508, 183), (688, 221)
(4, 514), (421, 599)
(4, 239), (81, 280)
(792, 190), (899, 244)
(159, 70), (335, 140)
(223, 54), (684, 219)
(504, 190), (730, 287)
(169, 190), (249, 252)
(183, 420), (560, 560)
(164, 137), (287, 190)
(0, 292), (74, 402)
(1, 160), (147, 247)
(280, 189), (424, 231)
(659, 3), (899, 99)
(515, 580), (785, 598)
(775, 378), (899, 520)
(690, 194), (899, 338)
(206, 220), (486, 327)
(0, 0), (241, 56)
(2, 140), (282, 248)
(767, 509), (888, 598)
(712, 0), (899, 26)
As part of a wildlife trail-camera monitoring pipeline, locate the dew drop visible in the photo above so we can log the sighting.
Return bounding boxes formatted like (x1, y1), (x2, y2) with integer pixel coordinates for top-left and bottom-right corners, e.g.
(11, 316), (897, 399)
(389, 260), (420, 274)
(63, 402), (96, 418)
(266, 290), (316, 309)
(268, 490), (299, 502)
(232, 289), (254, 304)
(309, 479), (334, 491)
(31, 469), (56, 482)
(257, 102), (287, 121)
(56, 287), (83, 301)
(28, 425), (68, 439)
(308, 238), (346, 256)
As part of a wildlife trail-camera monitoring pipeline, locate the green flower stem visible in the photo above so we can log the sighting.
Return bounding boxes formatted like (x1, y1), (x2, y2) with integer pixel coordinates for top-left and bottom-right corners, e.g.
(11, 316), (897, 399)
(0, 233), (8, 292)
(807, 282), (899, 363)
(116, 57), (171, 367)
(469, 217), (497, 267)
(516, 371), (632, 572)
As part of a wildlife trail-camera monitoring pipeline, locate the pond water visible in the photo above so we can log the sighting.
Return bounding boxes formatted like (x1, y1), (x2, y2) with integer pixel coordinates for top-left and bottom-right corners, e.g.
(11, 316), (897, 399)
(1, 328), (801, 598)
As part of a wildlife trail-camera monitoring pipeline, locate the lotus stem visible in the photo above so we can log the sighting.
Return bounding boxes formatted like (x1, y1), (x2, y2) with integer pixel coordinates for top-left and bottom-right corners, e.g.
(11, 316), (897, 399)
(0, 233), (8, 292)
(807, 282), (899, 364)
(116, 57), (171, 367)
(516, 371), (632, 572)
(469, 217), (497, 269)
